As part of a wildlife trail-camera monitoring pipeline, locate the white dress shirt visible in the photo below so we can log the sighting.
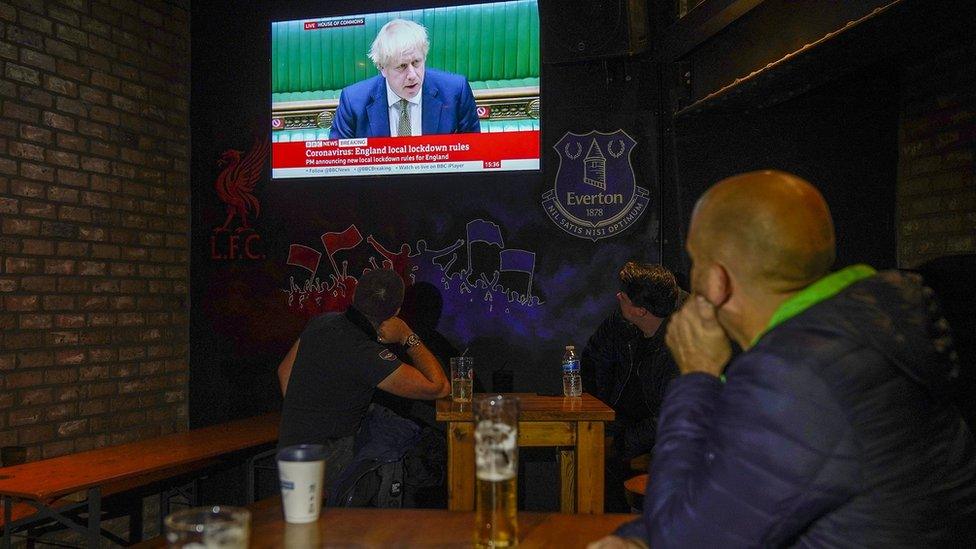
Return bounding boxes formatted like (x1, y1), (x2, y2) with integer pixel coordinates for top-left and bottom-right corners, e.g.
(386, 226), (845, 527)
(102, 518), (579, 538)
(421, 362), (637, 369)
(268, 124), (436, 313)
(386, 82), (423, 137)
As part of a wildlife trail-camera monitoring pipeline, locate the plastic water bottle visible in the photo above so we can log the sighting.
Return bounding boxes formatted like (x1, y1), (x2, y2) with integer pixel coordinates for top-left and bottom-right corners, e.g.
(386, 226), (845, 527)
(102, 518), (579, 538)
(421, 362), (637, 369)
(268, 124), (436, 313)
(562, 345), (582, 397)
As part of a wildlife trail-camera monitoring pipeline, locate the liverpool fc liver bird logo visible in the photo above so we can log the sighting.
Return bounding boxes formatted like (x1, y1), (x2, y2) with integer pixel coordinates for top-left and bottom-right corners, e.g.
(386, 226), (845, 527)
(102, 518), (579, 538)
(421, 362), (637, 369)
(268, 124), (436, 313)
(214, 135), (270, 232)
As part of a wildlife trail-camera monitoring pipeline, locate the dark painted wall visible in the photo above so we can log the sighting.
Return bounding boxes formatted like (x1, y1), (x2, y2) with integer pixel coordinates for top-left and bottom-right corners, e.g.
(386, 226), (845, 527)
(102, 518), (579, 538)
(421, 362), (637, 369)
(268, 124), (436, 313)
(188, 0), (917, 512)
(662, 66), (900, 275)
(189, 0), (665, 428)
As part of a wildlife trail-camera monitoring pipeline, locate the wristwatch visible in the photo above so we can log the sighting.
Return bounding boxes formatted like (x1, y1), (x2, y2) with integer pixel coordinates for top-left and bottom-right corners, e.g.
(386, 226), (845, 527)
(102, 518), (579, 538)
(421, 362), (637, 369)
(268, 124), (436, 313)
(403, 333), (422, 349)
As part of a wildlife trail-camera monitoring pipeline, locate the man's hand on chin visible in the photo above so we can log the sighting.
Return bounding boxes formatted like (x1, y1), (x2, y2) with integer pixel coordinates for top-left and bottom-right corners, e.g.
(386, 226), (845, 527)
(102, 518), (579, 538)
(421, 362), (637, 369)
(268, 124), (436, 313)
(665, 294), (732, 377)
(376, 317), (412, 345)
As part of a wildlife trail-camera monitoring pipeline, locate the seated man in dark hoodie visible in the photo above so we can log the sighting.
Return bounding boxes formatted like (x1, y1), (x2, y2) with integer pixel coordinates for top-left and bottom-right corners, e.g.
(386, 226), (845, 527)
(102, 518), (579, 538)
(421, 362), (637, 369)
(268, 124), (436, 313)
(581, 262), (685, 511)
(592, 170), (976, 548)
(277, 269), (449, 498)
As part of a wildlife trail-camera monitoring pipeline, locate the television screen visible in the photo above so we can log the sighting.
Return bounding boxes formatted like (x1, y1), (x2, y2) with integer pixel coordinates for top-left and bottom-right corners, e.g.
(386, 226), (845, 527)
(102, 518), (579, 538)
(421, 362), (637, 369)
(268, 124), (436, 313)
(270, 0), (541, 178)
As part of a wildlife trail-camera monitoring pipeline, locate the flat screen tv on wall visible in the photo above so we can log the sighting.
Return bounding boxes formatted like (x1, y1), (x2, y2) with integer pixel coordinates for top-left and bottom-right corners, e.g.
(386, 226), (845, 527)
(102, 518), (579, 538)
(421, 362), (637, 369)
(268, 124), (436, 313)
(270, 0), (541, 178)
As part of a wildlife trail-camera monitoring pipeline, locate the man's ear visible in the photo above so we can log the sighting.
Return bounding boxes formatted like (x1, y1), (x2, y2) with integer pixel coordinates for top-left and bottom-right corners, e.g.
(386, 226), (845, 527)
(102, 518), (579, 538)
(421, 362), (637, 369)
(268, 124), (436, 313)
(615, 291), (628, 306)
(704, 262), (732, 308)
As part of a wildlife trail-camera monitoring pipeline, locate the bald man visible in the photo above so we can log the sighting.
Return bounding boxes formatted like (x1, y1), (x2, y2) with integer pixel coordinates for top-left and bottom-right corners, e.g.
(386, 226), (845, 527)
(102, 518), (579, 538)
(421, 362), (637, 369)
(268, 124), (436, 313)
(595, 171), (976, 548)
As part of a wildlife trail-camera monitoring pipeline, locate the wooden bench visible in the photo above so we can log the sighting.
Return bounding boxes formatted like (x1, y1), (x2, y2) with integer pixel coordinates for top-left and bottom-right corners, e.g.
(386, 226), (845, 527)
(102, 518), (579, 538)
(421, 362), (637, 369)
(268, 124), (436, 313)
(623, 473), (648, 511)
(0, 412), (279, 548)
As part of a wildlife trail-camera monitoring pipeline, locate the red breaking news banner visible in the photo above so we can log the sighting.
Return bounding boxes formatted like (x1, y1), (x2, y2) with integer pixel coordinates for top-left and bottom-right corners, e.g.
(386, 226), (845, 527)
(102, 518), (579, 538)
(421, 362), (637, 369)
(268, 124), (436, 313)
(271, 131), (540, 178)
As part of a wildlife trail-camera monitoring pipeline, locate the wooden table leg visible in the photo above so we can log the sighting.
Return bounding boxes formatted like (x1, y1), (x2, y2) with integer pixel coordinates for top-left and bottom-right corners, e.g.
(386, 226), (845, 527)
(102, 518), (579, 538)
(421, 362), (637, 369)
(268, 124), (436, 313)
(447, 421), (475, 511)
(87, 487), (101, 548)
(3, 495), (12, 549)
(575, 421), (605, 514)
(558, 449), (576, 513)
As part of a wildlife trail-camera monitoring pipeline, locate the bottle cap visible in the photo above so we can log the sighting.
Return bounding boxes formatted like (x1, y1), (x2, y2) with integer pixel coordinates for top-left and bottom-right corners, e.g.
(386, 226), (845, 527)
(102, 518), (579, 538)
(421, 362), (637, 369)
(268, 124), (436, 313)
(565, 345), (574, 349)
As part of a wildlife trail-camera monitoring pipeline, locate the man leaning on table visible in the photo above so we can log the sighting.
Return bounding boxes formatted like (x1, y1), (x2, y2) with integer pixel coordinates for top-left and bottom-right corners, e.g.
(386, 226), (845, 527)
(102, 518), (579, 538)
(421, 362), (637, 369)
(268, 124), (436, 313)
(592, 170), (976, 548)
(277, 268), (450, 495)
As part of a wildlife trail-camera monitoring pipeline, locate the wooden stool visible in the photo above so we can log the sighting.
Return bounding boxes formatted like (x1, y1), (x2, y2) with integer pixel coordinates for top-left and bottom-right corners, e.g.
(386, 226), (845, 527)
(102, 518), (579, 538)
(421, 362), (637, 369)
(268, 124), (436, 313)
(628, 453), (650, 473)
(623, 473), (648, 511)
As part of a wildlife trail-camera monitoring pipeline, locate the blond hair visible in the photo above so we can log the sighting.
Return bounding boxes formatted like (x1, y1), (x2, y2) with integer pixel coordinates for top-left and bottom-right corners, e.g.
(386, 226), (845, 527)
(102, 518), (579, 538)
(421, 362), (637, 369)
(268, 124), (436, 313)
(368, 19), (430, 70)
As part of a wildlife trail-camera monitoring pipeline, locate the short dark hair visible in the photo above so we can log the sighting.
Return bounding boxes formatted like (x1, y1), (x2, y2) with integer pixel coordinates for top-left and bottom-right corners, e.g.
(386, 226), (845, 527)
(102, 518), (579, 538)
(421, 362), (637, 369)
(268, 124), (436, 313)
(618, 262), (680, 317)
(353, 269), (405, 322)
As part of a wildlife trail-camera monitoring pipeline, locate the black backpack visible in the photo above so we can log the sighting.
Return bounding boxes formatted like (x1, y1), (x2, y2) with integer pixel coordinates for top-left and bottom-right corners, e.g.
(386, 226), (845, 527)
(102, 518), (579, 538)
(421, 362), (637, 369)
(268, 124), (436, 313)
(328, 404), (445, 508)
(330, 458), (406, 507)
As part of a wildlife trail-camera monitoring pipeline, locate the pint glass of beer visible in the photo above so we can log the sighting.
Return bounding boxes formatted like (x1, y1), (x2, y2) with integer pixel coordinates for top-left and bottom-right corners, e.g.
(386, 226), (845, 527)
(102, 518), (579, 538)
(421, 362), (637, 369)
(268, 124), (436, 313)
(474, 394), (519, 548)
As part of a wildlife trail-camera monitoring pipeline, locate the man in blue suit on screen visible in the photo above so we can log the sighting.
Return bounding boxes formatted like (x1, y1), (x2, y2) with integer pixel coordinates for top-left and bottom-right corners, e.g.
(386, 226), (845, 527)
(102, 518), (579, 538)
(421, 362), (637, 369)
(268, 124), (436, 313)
(329, 19), (481, 139)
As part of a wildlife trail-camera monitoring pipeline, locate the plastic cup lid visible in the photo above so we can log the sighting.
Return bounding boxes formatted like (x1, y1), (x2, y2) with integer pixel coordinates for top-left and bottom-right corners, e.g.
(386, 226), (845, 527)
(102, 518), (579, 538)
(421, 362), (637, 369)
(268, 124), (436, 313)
(277, 444), (327, 462)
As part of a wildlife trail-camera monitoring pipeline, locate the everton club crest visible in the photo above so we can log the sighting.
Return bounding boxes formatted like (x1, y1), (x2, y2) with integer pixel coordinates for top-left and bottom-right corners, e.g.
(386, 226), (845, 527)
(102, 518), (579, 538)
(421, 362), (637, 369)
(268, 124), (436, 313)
(542, 130), (649, 241)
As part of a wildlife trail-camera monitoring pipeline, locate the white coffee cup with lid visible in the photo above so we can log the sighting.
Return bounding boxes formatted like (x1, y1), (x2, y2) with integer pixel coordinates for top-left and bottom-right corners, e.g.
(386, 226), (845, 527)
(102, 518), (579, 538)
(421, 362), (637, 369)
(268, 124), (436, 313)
(277, 444), (327, 524)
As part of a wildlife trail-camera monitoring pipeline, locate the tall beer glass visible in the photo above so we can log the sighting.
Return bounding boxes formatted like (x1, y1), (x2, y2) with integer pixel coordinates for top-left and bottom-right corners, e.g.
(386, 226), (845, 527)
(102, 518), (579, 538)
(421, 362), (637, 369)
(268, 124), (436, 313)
(474, 394), (519, 548)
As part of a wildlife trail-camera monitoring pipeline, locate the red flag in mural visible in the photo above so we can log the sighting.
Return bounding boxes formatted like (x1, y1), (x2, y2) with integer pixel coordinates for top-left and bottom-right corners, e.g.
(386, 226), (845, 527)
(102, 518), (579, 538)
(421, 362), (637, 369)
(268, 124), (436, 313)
(321, 225), (363, 256)
(321, 225), (363, 281)
(286, 244), (322, 274)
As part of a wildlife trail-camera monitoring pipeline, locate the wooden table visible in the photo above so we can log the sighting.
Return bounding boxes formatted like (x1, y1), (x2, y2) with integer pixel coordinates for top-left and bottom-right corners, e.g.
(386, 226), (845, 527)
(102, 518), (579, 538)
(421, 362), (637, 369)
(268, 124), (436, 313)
(134, 497), (637, 548)
(436, 393), (615, 514)
(0, 412), (279, 548)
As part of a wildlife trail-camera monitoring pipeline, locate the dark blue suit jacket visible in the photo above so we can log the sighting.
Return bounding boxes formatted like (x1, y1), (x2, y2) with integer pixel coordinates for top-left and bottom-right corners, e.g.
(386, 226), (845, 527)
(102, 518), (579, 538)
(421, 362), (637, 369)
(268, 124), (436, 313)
(329, 69), (481, 139)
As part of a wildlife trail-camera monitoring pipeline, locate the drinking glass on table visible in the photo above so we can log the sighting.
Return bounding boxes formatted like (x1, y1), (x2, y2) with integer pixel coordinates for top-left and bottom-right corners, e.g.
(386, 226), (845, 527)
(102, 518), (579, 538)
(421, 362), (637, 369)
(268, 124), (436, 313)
(164, 505), (250, 548)
(450, 356), (474, 403)
(474, 394), (520, 548)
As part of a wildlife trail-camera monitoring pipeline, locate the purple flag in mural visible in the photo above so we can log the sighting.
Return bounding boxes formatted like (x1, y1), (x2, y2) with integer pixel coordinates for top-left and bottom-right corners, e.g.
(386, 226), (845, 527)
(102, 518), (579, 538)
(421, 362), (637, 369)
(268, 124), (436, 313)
(465, 219), (505, 247)
(499, 249), (535, 274)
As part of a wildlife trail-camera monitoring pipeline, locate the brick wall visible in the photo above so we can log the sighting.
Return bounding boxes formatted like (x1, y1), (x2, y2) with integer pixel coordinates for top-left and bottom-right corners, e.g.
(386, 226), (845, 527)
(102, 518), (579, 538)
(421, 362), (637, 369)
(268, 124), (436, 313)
(0, 0), (189, 462)
(897, 39), (976, 268)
